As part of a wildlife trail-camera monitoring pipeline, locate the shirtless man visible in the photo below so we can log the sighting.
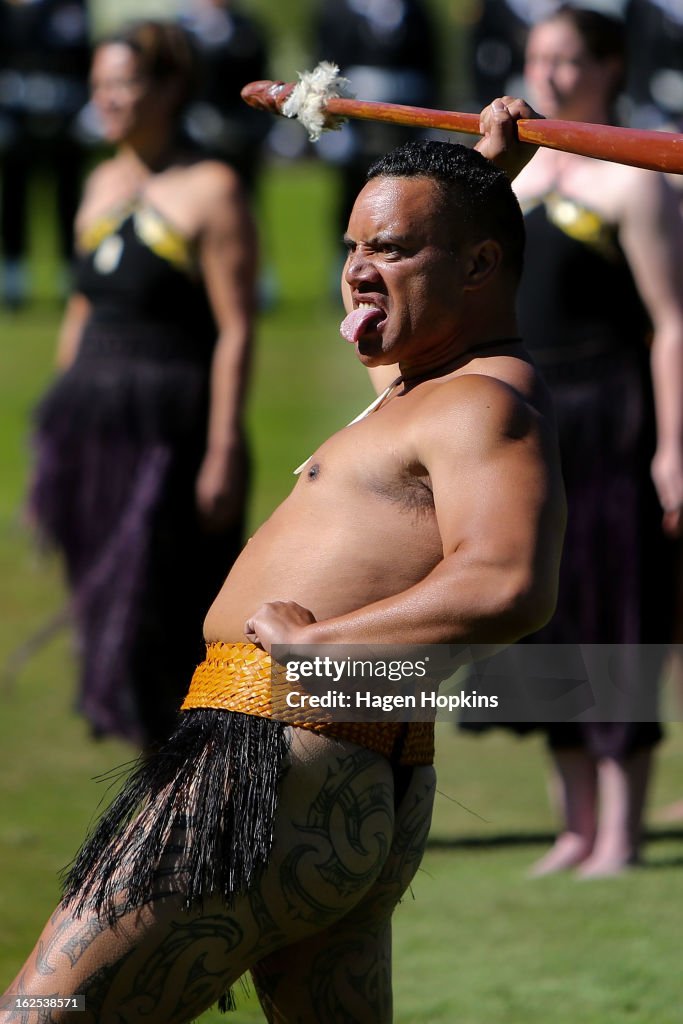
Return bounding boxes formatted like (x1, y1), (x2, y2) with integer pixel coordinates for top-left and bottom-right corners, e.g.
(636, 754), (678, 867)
(2, 101), (565, 1024)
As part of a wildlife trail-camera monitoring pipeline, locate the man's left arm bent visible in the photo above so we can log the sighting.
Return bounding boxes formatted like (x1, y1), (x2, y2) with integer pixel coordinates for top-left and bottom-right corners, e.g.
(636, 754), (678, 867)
(246, 374), (565, 650)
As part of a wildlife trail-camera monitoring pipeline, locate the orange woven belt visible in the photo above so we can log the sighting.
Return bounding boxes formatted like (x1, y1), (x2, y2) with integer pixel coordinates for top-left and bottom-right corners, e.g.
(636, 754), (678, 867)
(182, 641), (434, 766)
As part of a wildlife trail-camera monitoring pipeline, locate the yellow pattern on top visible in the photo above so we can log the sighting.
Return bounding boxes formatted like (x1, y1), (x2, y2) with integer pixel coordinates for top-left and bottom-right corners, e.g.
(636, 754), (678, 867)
(134, 206), (194, 273)
(78, 202), (133, 253)
(521, 192), (621, 262)
(78, 200), (195, 274)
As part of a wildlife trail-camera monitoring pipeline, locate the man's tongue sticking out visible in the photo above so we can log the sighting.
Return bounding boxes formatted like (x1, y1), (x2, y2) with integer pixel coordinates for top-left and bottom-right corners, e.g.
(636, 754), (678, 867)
(339, 306), (386, 344)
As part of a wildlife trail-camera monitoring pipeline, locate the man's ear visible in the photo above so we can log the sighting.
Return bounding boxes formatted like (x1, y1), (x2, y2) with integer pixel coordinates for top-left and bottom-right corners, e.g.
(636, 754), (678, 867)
(463, 239), (503, 289)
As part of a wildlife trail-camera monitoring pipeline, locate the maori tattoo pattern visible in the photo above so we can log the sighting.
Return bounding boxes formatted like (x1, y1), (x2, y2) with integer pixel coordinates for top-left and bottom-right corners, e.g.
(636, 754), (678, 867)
(250, 766), (435, 1022)
(279, 750), (394, 925)
(309, 928), (393, 1024)
(2, 756), (434, 1023)
(80, 914), (245, 1023)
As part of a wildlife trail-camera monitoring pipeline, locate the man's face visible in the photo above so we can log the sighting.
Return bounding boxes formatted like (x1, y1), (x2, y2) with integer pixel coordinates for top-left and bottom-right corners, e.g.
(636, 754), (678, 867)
(342, 176), (468, 367)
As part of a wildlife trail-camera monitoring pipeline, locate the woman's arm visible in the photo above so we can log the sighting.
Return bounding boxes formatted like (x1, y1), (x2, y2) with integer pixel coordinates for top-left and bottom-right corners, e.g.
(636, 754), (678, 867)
(618, 167), (683, 536)
(195, 163), (258, 531)
(55, 293), (92, 370)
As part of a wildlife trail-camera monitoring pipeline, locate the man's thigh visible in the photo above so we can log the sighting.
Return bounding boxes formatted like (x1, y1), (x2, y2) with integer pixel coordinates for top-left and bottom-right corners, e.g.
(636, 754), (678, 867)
(4, 735), (397, 1024)
(250, 763), (437, 1024)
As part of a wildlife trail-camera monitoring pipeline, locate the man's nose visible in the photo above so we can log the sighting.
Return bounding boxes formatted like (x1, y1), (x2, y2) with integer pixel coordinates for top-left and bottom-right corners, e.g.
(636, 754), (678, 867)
(344, 250), (380, 286)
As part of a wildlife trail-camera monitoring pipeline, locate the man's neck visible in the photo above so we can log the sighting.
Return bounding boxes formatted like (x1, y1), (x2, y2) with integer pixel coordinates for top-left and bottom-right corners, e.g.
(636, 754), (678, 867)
(398, 336), (521, 388)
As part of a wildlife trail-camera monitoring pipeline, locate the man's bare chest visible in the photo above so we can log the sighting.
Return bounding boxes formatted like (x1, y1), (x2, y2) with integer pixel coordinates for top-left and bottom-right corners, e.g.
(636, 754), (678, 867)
(294, 409), (435, 519)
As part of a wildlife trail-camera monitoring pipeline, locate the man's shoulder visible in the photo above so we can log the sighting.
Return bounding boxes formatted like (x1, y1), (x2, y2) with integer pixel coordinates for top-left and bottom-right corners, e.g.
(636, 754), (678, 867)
(413, 369), (534, 418)
(406, 370), (544, 455)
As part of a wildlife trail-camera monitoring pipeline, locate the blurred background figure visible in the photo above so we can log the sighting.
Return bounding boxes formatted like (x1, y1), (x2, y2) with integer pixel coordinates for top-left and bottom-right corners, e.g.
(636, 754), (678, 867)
(29, 20), (257, 750)
(509, 4), (683, 877)
(463, 3), (683, 877)
(623, 0), (683, 826)
(623, 0), (683, 128)
(469, 0), (562, 107)
(468, 0), (629, 109)
(0, 0), (91, 308)
(179, 0), (271, 196)
(312, 0), (439, 257)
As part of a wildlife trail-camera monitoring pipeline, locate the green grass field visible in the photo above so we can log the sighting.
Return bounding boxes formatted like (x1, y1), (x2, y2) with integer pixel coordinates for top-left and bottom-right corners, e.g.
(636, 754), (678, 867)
(1, 161), (682, 1023)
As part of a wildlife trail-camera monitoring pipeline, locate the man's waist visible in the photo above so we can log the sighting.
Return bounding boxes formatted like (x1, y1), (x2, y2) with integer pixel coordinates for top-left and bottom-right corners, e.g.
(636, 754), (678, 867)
(182, 642), (436, 766)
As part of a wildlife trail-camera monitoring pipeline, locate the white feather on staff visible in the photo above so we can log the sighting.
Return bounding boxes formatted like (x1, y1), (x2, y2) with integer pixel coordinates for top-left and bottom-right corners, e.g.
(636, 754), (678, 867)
(281, 61), (353, 140)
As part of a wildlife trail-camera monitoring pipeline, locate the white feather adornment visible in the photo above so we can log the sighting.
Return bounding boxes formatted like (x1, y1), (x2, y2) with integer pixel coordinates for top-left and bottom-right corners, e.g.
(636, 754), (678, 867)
(282, 61), (353, 141)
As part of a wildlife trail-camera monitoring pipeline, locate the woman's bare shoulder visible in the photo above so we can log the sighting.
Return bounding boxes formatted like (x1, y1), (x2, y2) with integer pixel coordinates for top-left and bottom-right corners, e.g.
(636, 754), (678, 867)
(75, 157), (137, 229)
(178, 158), (243, 196)
(84, 155), (134, 194)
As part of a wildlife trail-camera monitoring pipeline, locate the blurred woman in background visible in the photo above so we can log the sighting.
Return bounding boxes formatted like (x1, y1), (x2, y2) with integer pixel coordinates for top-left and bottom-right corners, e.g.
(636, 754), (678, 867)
(30, 20), (257, 748)
(512, 5), (683, 877)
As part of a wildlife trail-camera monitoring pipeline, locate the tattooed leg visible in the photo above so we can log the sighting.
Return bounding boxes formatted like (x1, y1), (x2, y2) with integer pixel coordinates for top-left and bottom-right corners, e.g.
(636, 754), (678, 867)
(2, 732), (397, 1024)
(252, 913), (393, 1024)
(251, 764), (436, 1024)
(271, 733), (397, 930)
(3, 898), (250, 1024)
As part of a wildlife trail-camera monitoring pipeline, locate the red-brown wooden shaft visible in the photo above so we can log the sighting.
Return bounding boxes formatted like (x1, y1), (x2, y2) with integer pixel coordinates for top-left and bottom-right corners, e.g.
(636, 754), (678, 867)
(241, 80), (683, 174)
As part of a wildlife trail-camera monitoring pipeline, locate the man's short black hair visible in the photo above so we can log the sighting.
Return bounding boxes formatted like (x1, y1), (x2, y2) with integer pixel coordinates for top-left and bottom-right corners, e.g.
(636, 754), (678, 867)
(366, 140), (525, 280)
